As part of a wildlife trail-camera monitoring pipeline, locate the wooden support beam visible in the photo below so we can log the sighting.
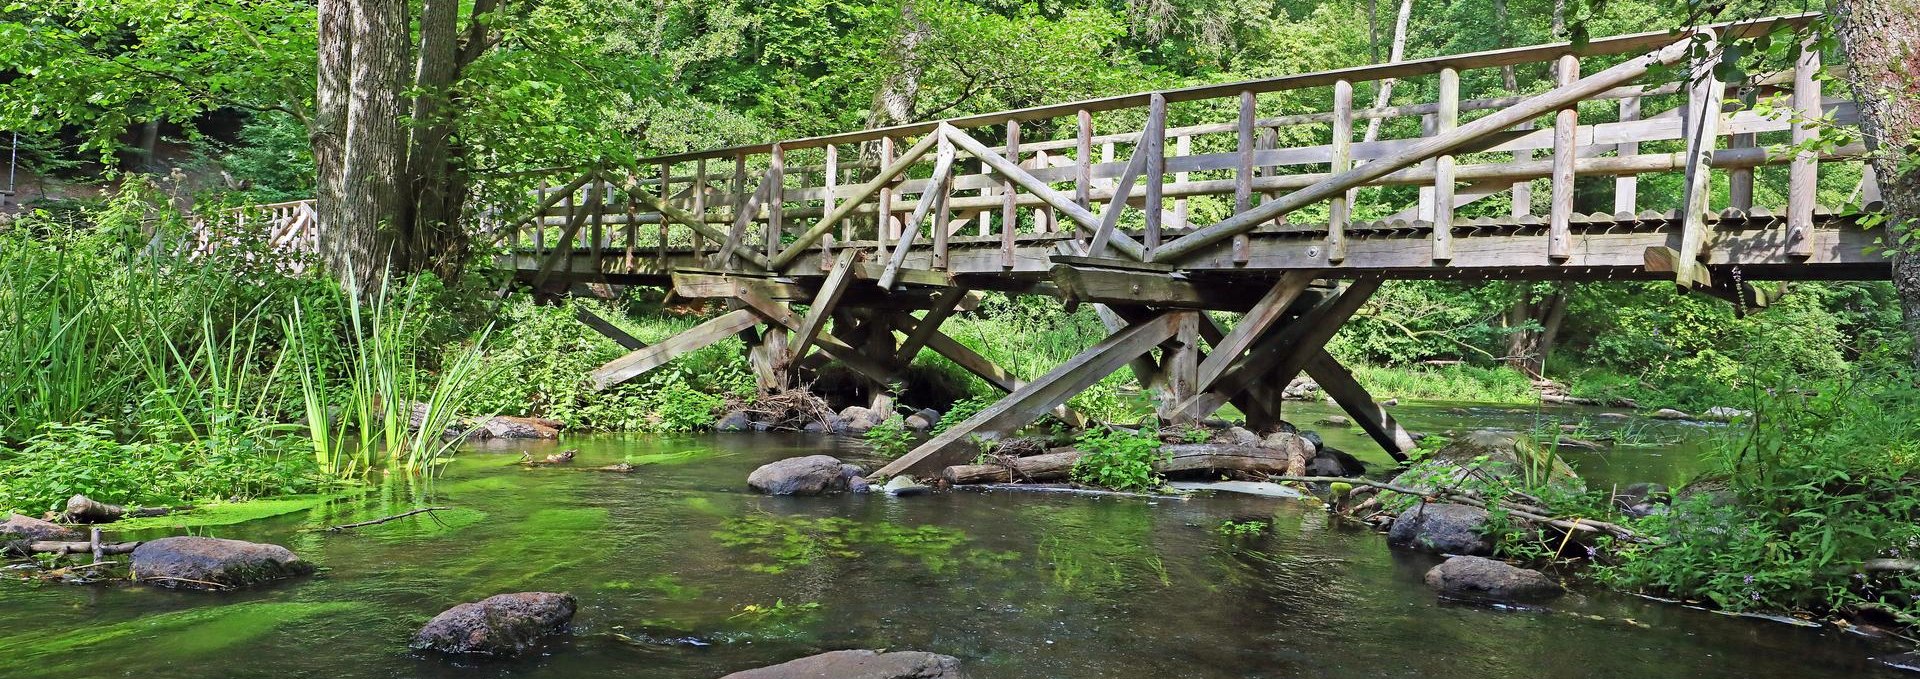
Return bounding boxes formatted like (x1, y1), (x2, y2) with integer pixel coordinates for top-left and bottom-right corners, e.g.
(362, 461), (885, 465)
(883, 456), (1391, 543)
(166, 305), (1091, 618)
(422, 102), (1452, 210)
(872, 312), (1179, 478)
(575, 306), (647, 351)
(1174, 279), (1381, 420)
(1087, 126), (1153, 258)
(624, 182), (770, 270)
(1159, 311), (1200, 424)
(1303, 350), (1415, 461)
(1787, 34), (1820, 258)
(1234, 91), (1255, 265)
(765, 144), (785, 261)
(887, 312), (1090, 429)
(788, 249), (860, 362)
(1728, 87), (1757, 211)
(590, 308), (761, 390)
(1049, 264), (1255, 311)
(1076, 110), (1093, 209)
(1675, 29), (1724, 289)
(1432, 68), (1458, 262)
(1002, 121), (1020, 268)
(721, 164), (775, 271)
(736, 287), (901, 388)
(1549, 54), (1579, 261)
(895, 288), (970, 360)
(1195, 271), (1318, 390)
(1147, 35), (1696, 264)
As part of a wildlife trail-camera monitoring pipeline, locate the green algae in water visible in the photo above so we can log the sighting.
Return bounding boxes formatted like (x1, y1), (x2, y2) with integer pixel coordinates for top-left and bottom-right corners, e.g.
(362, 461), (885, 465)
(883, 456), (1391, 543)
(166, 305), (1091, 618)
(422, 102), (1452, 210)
(713, 515), (1012, 575)
(108, 494), (350, 531)
(0, 601), (362, 670)
(440, 506), (614, 596)
(334, 506), (489, 542)
(623, 449), (730, 466)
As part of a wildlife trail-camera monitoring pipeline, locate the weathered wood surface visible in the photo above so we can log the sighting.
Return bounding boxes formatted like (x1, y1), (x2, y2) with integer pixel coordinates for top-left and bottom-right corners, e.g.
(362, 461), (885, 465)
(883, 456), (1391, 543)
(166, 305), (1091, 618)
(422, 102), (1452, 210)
(590, 308), (761, 389)
(941, 443), (1293, 485)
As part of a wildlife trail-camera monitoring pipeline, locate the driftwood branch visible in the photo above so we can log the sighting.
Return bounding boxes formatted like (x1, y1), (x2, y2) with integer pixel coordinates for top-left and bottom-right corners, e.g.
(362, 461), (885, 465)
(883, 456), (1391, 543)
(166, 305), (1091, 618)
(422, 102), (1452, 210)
(29, 540), (140, 555)
(1266, 474), (1647, 543)
(325, 507), (451, 532)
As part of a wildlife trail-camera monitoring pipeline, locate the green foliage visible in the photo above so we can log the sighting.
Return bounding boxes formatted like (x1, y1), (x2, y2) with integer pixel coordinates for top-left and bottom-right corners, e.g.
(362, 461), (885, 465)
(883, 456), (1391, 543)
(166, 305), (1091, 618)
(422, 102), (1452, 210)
(1215, 519), (1269, 536)
(864, 414), (914, 459)
(932, 394), (994, 435)
(1599, 374), (1920, 623)
(0, 422), (317, 514)
(1070, 427), (1167, 492)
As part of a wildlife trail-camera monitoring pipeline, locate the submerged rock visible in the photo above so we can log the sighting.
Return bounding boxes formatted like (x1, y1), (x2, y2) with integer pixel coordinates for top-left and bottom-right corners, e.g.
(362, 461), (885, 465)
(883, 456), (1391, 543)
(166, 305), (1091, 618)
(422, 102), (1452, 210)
(131, 537), (313, 590)
(747, 455), (868, 496)
(883, 476), (932, 497)
(1424, 556), (1563, 602)
(720, 650), (966, 679)
(715, 410), (754, 432)
(1305, 447), (1367, 477)
(1700, 406), (1753, 422)
(413, 592), (577, 657)
(1316, 415), (1352, 427)
(1650, 408), (1691, 421)
(1387, 503), (1493, 556)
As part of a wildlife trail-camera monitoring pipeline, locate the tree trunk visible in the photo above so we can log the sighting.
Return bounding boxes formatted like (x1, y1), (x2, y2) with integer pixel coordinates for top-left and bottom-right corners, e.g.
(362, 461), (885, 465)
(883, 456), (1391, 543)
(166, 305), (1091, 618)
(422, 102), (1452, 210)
(1493, 0), (1518, 92)
(314, 0), (353, 281)
(401, 0), (468, 280)
(338, 0), (410, 291)
(1830, 0), (1920, 368)
(1363, 0), (1413, 143)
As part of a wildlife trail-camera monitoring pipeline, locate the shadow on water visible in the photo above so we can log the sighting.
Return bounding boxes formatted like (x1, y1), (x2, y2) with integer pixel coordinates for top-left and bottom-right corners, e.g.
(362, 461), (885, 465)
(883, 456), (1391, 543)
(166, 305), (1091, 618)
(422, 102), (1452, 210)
(1, 420), (1911, 678)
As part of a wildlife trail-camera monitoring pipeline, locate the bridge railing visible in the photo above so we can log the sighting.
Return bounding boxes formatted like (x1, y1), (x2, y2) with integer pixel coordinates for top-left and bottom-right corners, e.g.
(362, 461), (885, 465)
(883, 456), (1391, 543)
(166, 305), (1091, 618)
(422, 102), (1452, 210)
(504, 12), (1876, 285)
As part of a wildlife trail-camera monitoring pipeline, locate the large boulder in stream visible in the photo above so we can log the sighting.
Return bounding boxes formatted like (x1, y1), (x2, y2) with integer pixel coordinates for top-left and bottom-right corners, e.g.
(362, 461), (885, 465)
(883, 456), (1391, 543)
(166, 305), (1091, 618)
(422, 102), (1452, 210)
(2, 513), (78, 542)
(747, 455), (868, 496)
(720, 650), (966, 679)
(1424, 556), (1563, 602)
(1388, 503), (1493, 555)
(131, 537), (313, 590)
(413, 592), (577, 657)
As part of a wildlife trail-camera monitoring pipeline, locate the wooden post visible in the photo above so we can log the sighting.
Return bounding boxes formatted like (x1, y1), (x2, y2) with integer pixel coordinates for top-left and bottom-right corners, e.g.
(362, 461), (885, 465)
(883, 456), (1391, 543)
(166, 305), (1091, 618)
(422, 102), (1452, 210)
(729, 153), (748, 268)
(824, 144), (840, 244)
(878, 136), (896, 248)
(1787, 34), (1820, 258)
(1144, 93), (1167, 254)
(1549, 54), (1579, 261)
(766, 144), (785, 259)
(1433, 67), (1459, 262)
(1002, 121), (1020, 268)
(1728, 87), (1757, 211)
(1329, 80), (1353, 263)
(1159, 311), (1200, 424)
(590, 309), (764, 389)
(933, 162), (952, 270)
(1675, 30), (1724, 287)
(789, 249), (859, 362)
(652, 166), (666, 264)
(693, 158), (707, 258)
(1614, 95), (1640, 213)
(1076, 110), (1093, 210)
(880, 132), (957, 289)
(1418, 113), (1437, 222)
(1173, 135), (1191, 229)
(1234, 91), (1255, 265)
(1512, 122), (1533, 217)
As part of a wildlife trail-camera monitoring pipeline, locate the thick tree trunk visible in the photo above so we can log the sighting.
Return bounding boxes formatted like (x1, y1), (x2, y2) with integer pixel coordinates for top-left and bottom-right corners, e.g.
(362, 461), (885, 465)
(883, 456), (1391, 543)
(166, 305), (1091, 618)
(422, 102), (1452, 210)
(1830, 0), (1920, 368)
(1503, 285), (1568, 379)
(314, 0), (353, 281)
(338, 0), (410, 291)
(402, 0), (468, 280)
(1363, 0), (1413, 143)
(865, 0), (930, 130)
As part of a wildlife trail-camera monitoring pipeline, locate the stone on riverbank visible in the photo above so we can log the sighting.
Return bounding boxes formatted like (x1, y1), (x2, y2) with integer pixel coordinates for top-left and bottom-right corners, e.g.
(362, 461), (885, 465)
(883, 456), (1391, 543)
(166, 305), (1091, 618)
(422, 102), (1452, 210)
(1316, 415), (1352, 427)
(2, 513), (78, 542)
(1388, 503), (1493, 555)
(1305, 446), (1367, 477)
(904, 408), (941, 431)
(747, 455), (868, 496)
(1424, 556), (1563, 602)
(838, 406), (888, 433)
(1700, 406), (1753, 422)
(719, 650), (966, 679)
(412, 592), (577, 657)
(716, 410), (754, 432)
(131, 537), (313, 590)
(1650, 408), (1691, 420)
(883, 476), (932, 497)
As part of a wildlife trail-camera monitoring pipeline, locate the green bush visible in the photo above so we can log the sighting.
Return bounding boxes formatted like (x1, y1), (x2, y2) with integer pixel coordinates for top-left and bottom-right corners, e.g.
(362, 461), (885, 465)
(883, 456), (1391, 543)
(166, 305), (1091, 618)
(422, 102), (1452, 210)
(0, 422), (318, 514)
(1598, 374), (1920, 623)
(1070, 427), (1167, 492)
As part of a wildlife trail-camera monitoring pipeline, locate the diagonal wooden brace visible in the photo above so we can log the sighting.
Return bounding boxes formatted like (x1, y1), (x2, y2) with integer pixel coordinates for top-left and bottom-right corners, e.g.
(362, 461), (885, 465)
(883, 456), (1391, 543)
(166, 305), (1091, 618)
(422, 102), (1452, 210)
(1173, 279), (1381, 421)
(589, 308), (761, 390)
(940, 125), (1151, 262)
(873, 312), (1180, 478)
(788, 249), (861, 362)
(887, 312), (1090, 429)
(1303, 350), (1416, 461)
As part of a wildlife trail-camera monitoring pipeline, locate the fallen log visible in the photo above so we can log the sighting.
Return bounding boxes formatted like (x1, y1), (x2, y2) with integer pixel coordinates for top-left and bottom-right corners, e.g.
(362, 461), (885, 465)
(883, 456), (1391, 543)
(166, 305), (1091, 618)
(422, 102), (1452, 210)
(1265, 474), (1647, 543)
(516, 449), (577, 466)
(325, 507), (451, 532)
(943, 444), (1291, 485)
(54, 495), (182, 524)
(30, 540), (140, 555)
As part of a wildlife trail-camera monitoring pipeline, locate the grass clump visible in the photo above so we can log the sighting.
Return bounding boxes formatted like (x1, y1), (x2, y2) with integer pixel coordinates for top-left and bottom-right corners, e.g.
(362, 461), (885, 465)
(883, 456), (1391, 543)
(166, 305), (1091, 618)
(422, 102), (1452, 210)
(1070, 427), (1167, 492)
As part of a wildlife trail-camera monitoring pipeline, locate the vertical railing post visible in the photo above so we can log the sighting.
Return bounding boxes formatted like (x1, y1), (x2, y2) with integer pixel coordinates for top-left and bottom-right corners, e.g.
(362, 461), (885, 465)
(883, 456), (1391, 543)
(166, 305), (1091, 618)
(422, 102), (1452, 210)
(1418, 113), (1437, 222)
(1615, 95), (1641, 213)
(1549, 54), (1579, 261)
(1328, 80), (1353, 264)
(1173, 135), (1191, 229)
(534, 179), (548, 253)
(933, 157), (952, 270)
(1433, 67), (1458, 262)
(1512, 122), (1533, 217)
(692, 158), (708, 259)
(1787, 34), (1820, 258)
(655, 163), (670, 264)
(1076, 110), (1093, 210)
(1143, 93), (1167, 254)
(878, 136), (896, 249)
(766, 144), (785, 260)
(1233, 91), (1254, 265)
(1729, 87), (1757, 211)
(730, 152), (747, 269)
(824, 144), (840, 244)
(1002, 120), (1020, 268)
(1676, 30), (1724, 285)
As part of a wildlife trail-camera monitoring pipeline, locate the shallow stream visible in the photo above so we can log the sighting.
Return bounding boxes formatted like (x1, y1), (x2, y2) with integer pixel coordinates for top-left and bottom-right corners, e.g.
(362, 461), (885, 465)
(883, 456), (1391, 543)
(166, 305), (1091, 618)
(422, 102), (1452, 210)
(2, 401), (1910, 678)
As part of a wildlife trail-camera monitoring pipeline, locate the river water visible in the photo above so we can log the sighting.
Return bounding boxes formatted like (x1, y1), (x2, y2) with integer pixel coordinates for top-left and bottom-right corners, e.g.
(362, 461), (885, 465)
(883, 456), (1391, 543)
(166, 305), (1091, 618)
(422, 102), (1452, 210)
(1, 401), (1911, 678)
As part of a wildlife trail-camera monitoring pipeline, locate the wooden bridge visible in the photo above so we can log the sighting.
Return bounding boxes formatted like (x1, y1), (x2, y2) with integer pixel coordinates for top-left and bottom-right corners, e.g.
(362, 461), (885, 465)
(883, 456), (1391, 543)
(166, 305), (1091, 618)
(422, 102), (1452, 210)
(231, 14), (1893, 478)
